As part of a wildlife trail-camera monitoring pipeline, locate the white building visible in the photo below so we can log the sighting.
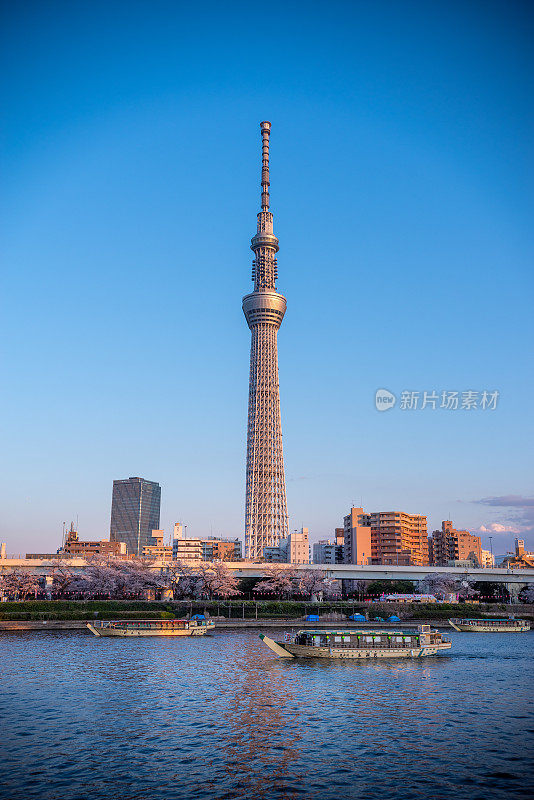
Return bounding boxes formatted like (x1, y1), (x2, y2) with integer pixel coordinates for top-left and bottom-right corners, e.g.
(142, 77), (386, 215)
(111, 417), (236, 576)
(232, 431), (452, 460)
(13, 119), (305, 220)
(263, 528), (310, 564)
(481, 549), (495, 568)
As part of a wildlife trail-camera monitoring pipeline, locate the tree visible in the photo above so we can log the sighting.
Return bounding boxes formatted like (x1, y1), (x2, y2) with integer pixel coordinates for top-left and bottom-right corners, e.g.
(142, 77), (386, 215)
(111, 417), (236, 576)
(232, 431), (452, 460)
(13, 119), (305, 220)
(420, 573), (458, 598)
(199, 563), (242, 599)
(49, 559), (75, 598)
(171, 563), (206, 600)
(296, 570), (341, 601)
(520, 583), (534, 604)
(420, 573), (477, 600)
(253, 565), (297, 599)
(353, 580), (368, 601)
(68, 557), (164, 599)
(366, 579), (414, 597)
(458, 579), (478, 600)
(1, 569), (41, 600)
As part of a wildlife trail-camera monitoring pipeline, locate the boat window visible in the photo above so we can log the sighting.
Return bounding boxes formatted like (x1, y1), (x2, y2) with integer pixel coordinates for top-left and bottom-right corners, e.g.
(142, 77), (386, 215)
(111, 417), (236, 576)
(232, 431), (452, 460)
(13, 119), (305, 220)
(374, 636), (381, 642)
(342, 636), (350, 642)
(334, 636), (341, 642)
(365, 636), (373, 642)
(395, 637), (403, 642)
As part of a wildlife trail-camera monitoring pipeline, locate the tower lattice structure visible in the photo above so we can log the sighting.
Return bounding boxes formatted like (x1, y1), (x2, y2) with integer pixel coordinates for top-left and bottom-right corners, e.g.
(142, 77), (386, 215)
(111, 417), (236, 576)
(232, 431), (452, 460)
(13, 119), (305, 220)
(243, 121), (289, 560)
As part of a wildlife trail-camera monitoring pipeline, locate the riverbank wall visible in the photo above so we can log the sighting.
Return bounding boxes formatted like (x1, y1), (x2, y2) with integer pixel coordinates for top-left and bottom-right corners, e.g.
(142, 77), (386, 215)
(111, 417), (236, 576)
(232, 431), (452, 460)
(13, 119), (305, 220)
(1, 618), (532, 632)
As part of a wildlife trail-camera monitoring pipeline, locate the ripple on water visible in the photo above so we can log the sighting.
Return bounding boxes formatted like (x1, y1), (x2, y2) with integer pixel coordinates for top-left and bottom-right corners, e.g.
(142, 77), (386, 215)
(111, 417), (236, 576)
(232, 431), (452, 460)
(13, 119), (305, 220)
(0, 629), (532, 800)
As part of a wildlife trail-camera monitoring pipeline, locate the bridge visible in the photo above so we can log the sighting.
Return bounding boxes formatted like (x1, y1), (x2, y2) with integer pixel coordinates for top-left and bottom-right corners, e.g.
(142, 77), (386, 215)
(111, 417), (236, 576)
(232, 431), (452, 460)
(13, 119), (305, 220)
(228, 562), (534, 585)
(1, 556), (532, 595)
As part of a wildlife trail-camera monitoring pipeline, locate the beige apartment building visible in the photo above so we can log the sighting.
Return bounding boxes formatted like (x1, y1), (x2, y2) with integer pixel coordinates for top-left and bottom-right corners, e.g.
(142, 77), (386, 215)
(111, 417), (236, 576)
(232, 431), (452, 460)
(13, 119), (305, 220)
(343, 508), (372, 565)
(142, 530), (173, 562)
(287, 528), (310, 564)
(429, 521), (482, 566)
(357, 510), (428, 566)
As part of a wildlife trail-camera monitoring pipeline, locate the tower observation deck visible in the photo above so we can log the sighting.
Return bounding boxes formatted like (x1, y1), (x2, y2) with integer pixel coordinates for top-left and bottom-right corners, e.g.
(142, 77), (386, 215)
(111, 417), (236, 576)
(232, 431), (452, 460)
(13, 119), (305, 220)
(243, 121), (289, 560)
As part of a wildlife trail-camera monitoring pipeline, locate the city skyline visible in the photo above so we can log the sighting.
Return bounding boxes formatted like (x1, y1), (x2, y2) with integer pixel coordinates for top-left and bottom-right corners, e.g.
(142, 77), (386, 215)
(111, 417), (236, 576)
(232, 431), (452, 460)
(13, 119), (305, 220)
(1, 2), (533, 554)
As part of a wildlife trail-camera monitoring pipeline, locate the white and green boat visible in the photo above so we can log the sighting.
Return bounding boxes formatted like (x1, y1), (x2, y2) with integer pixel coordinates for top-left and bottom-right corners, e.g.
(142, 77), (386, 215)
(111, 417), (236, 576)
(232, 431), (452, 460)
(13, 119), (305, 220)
(448, 618), (530, 632)
(260, 624), (451, 658)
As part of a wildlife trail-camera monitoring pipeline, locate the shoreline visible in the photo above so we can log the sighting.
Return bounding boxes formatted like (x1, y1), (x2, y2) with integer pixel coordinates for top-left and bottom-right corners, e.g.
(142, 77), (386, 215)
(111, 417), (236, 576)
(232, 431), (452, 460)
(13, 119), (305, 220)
(0, 618), (518, 632)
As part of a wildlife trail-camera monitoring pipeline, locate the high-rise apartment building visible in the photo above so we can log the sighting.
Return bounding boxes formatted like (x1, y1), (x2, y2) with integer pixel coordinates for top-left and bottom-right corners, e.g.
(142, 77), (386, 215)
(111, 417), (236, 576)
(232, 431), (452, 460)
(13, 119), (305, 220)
(360, 511), (428, 566)
(428, 521), (481, 567)
(110, 477), (161, 557)
(343, 508), (372, 565)
(243, 122), (289, 560)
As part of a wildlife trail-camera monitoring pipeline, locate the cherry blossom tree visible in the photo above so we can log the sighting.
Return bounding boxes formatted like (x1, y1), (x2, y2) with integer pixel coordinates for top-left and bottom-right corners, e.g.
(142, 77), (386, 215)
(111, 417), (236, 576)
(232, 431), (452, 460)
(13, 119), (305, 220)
(420, 573), (475, 600)
(521, 583), (534, 604)
(68, 557), (164, 599)
(199, 563), (242, 599)
(49, 559), (75, 598)
(1, 569), (42, 600)
(296, 570), (341, 601)
(164, 562), (206, 600)
(253, 565), (297, 599)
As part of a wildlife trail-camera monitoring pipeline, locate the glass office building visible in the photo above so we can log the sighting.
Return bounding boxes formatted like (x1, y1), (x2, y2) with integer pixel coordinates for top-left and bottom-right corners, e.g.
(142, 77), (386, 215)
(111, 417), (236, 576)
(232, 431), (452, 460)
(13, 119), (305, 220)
(110, 477), (161, 556)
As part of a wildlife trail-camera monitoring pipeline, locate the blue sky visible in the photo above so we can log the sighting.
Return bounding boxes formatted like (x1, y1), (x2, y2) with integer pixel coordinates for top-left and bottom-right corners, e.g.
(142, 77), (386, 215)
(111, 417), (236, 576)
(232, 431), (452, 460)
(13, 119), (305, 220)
(1, 0), (533, 554)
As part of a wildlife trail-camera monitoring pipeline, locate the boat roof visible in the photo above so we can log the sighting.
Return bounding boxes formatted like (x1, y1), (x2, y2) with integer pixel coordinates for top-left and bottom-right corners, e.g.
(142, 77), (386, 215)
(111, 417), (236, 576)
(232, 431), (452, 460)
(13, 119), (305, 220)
(456, 618), (525, 622)
(297, 629), (420, 636)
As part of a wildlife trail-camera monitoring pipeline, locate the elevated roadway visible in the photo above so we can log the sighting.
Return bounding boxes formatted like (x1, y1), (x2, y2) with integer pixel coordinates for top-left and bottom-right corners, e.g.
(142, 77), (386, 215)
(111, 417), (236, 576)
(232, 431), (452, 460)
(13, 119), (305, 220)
(1, 558), (532, 586)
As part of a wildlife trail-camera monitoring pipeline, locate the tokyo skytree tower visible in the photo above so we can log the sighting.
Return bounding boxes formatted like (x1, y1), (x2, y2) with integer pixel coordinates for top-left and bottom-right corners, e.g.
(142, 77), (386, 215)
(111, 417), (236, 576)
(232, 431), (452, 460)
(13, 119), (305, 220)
(243, 121), (289, 560)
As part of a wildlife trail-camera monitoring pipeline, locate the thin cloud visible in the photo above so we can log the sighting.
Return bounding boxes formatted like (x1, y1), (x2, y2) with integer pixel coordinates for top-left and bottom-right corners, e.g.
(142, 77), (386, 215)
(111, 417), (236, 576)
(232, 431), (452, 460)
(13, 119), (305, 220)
(474, 495), (534, 508)
(471, 495), (534, 537)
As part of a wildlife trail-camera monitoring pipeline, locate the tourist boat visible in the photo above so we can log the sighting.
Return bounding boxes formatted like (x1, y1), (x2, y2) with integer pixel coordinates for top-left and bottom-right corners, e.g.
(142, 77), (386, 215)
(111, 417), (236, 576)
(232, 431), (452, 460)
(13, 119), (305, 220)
(86, 619), (215, 637)
(448, 617), (530, 632)
(259, 624), (451, 658)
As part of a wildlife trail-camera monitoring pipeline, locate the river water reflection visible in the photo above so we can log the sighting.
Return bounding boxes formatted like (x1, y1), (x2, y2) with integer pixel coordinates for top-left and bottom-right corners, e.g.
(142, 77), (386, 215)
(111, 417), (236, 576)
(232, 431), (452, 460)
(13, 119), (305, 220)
(0, 628), (532, 799)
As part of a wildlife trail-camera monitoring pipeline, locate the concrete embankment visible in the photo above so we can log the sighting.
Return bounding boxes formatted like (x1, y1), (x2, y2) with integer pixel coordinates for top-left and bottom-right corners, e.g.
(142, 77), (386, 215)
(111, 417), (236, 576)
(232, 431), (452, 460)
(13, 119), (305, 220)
(0, 619), (456, 632)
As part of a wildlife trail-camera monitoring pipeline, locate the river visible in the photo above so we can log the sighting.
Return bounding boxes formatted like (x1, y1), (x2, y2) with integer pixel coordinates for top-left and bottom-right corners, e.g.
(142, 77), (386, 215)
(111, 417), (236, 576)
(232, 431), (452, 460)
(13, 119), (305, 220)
(0, 628), (532, 800)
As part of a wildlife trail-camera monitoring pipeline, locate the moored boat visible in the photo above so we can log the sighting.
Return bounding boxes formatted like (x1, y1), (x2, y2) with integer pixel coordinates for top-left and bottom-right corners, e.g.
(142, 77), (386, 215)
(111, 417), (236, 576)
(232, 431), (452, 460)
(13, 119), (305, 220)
(260, 624), (451, 658)
(86, 619), (215, 637)
(448, 618), (530, 632)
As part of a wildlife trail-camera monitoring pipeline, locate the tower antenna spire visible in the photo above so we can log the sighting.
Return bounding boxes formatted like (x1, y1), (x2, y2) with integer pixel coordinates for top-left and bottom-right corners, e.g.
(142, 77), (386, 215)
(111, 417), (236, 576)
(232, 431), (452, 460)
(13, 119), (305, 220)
(260, 120), (271, 211)
(242, 121), (289, 560)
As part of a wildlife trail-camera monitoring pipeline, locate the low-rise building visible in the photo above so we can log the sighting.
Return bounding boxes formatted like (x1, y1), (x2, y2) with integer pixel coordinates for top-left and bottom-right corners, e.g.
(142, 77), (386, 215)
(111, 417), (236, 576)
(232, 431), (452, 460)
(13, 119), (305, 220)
(142, 530), (173, 561)
(172, 537), (203, 563)
(498, 538), (534, 569)
(263, 528), (310, 564)
(481, 549), (495, 568)
(201, 538), (242, 561)
(171, 522), (242, 562)
(27, 523), (127, 560)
